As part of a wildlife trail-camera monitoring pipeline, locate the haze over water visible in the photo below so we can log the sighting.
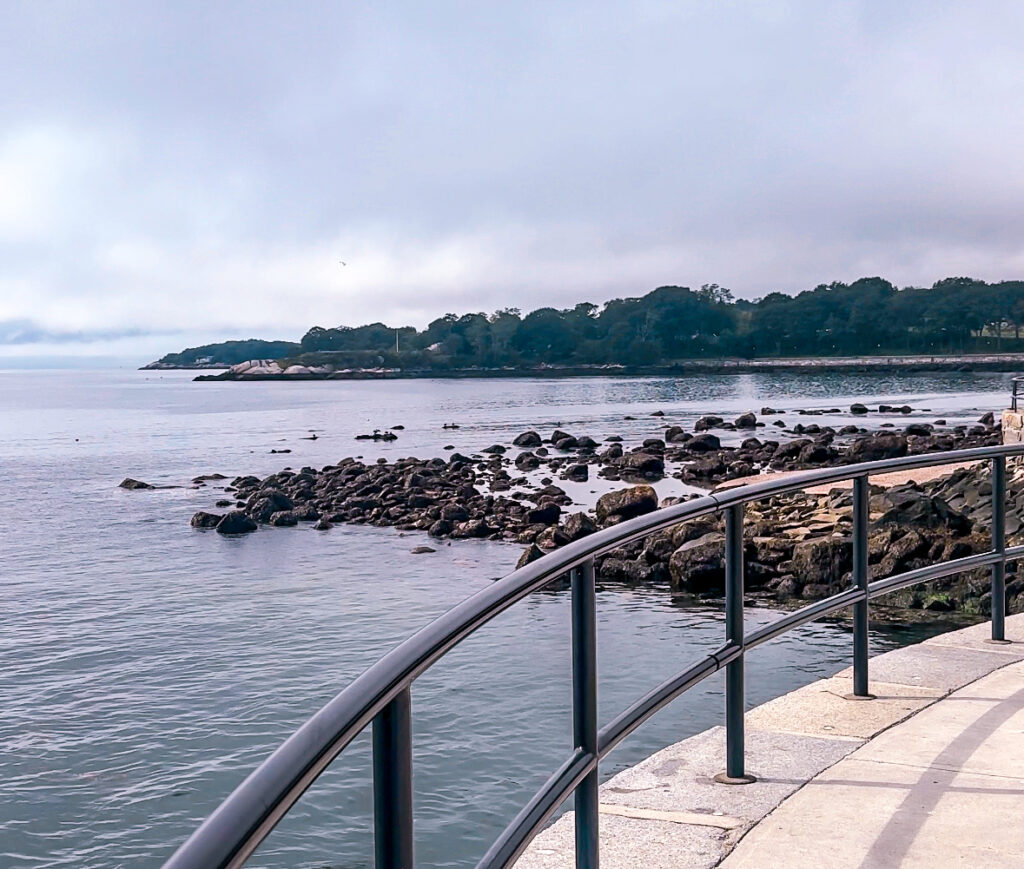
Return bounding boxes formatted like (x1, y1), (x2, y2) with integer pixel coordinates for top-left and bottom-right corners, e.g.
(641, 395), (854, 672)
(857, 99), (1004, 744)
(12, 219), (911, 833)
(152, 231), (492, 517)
(0, 369), (1008, 868)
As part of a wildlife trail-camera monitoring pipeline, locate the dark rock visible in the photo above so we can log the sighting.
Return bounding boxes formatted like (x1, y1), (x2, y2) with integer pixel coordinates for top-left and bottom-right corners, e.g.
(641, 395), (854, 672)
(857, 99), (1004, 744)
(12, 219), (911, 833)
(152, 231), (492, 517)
(410, 545), (436, 554)
(562, 512), (598, 541)
(313, 519), (333, 530)
(513, 431), (542, 447)
(669, 533), (725, 592)
(846, 433), (908, 462)
(564, 464), (589, 481)
(850, 403), (869, 414)
(483, 444), (507, 454)
(979, 412), (995, 425)
(515, 451), (541, 470)
(665, 426), (689, 443)
(119, 478), (154, 489)
(190, 511), (222, 529)
(526, 503), (562, 525)
(516, 544), (545, 569)
(596, 485), (658, 523)
(247, 489), (295, 523)
(216, 511), (258, 535)
(790, 536), (852, 590)
(428, 519), (453, 538)
(904, 423), (933, 436)
(735, 412), (757, 428)
(685, 433), (721, 453)
(694, 415), (724, 432)
(621, 452), (665, 476)
(269, 510), (299, 527)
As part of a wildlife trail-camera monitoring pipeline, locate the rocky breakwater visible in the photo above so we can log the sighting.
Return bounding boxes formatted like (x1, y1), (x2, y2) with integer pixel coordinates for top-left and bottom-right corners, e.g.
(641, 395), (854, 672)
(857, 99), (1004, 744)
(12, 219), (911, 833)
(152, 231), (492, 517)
(522, 464), (1024, 616)
(189, 453), (580, 542)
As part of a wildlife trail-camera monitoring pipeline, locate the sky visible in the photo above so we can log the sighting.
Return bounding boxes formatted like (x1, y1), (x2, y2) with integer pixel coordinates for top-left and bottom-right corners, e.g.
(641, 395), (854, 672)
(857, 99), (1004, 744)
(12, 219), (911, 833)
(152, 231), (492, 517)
(4, 0), (1024, 361)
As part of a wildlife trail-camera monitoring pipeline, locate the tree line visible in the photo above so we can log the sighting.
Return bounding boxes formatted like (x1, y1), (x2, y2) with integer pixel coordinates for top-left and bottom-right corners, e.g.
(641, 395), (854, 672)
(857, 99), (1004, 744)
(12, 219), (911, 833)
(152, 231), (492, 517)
(293, 277), (1024, 369)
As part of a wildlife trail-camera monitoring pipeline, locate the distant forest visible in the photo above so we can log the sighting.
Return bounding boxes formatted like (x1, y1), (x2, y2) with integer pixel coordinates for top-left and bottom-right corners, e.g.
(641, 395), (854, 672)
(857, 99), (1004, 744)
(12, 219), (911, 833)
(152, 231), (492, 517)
(155, 277), (1024, 369)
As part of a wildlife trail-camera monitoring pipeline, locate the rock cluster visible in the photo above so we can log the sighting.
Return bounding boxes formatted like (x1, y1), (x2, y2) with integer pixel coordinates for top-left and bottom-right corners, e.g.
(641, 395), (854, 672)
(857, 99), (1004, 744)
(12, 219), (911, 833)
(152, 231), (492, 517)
(542, 468), (1024, 616)
(190, 454), (577, 541)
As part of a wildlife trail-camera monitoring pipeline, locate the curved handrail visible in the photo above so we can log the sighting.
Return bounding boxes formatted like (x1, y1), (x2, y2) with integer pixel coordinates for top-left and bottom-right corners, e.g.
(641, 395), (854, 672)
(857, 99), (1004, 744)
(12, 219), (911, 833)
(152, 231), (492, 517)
(164, 443), (1024, 869)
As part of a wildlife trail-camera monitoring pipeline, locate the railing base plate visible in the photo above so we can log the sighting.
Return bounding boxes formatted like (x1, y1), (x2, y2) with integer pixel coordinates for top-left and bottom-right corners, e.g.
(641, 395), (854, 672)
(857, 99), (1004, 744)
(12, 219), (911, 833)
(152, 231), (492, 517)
(985, 638), (1013, 645)
(843, 693), (877, 701)
(714, 773), (757, 785)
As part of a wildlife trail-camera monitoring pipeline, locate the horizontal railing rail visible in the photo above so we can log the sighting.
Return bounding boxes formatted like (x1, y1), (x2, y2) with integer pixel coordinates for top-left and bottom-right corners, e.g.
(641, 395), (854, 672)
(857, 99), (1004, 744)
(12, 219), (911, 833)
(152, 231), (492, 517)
(164, 444), (1023, 869)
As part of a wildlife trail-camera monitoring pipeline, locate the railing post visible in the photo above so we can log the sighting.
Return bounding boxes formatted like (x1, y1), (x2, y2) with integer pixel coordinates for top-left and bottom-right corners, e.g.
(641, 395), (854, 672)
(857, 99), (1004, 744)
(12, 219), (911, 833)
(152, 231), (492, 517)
(716, 504), (755, 784)
(990, 456), (1010, 644)
(571, 558), (599, 869)
(373, 688), (414, 869)
(849, 475), (875, 699)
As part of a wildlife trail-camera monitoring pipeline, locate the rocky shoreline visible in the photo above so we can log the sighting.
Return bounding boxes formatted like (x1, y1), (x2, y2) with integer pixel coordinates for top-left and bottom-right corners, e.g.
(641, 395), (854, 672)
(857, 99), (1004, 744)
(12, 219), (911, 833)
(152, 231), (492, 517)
(177, 406), (1023, 617)
(189, 353), (1024, 381)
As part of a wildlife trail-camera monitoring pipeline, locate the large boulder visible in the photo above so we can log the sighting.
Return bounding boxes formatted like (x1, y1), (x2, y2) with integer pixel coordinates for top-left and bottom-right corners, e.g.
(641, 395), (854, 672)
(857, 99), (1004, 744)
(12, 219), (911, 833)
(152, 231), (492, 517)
(513, 431), (542, 447)
(562, 512), (598, 542)
(216, 511), (258, 535)
(685, 433), (721, 453)
(694, 415), (724, 432)
(621, 452), (665, 476)
(596, 485), (659, 523)
(846, 433), (908, 462)
(247, 489), (295, 523)
(119, 478), (154, 490)
(735, 412), (757, 428)
(190, 511), (222, 529)
(669, 533), (725, 592)
(789, 536), (852, 590)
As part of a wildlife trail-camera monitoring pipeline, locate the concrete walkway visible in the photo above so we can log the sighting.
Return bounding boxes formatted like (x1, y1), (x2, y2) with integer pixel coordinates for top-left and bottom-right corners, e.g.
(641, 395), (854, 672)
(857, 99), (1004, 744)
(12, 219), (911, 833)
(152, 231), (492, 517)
(517, 614), (1024, 869)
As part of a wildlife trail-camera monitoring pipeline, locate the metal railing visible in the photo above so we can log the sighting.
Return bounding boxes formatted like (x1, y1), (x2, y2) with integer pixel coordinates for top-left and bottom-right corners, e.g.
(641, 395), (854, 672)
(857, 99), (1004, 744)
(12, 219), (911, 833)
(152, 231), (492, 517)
(1012, 376), (1024, 411)
(164, 445), (1023, 869)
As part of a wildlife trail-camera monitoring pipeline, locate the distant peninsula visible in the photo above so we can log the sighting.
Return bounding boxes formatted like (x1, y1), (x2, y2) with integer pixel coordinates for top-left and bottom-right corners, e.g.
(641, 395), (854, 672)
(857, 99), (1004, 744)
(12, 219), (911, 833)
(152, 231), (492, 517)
(142, 277), (1024, 379)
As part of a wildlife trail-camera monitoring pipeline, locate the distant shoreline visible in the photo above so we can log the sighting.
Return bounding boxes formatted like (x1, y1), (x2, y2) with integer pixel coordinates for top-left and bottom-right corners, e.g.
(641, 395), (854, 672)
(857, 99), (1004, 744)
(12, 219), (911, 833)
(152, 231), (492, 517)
(182, 353), (1024, 381)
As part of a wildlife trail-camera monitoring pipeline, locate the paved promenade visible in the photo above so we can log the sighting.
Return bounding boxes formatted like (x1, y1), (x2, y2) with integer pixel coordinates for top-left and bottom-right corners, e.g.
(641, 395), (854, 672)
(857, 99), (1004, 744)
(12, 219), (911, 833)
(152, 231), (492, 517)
(518, 614), (1024, 868)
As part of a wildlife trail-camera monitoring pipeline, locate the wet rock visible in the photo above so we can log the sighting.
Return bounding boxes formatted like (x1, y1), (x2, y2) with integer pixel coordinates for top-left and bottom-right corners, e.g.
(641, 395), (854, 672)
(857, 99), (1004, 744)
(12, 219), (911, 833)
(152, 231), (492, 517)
(669, 533), (725, 592)
(313, 518), (333, 530)
(216, 511), (258, 535)
(269, 510), (299, 527)
(845, 433), (908, 462)
(621, 452), (665, 476)
(735, 412), (757, 428)
(516, 544), (546, 569)
(248, 489), (295, 523)
(665, 426), (689, 443)
(562, 512), (598, 541)
(483, 444), (507, 454)
(979, 412), (995, 425)
(410, 545), (436, 554)
(694, 415), (724, 432)
(596, 485), (659, 523)
(526, 503), (562, 525)
(563, 463), (589, 481)
(513, 431), (542, 447)
(850, 403), (869, 414)
(190, 511), (222, 529)
(685, 433), (721, 453)
(119, 478), (154, 489)
(904, 423), (933, 436)
(515, 451), (541, 470)
(790, 536), (852, 590)
(577, 436), (600, 450)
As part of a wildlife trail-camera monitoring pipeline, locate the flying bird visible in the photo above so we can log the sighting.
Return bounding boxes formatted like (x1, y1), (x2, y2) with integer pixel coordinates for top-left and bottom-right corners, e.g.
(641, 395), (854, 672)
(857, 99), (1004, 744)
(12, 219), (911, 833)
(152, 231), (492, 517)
(339, 260), (347, 266)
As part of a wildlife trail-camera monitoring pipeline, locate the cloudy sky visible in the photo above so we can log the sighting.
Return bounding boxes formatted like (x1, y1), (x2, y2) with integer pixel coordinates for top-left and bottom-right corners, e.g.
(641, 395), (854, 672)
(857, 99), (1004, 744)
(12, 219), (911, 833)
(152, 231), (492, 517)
(4, 1), (1024, 359)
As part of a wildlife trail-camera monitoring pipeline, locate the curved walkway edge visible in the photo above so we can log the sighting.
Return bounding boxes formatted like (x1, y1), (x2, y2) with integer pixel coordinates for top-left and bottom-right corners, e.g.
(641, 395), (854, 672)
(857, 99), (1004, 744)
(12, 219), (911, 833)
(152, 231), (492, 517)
(516, 614), (1024, 869)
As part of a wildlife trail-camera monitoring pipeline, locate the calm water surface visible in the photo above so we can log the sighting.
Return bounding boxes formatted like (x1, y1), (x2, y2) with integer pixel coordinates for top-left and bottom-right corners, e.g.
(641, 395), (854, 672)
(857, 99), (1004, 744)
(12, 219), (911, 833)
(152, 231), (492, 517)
(0, 369), (1009, 868)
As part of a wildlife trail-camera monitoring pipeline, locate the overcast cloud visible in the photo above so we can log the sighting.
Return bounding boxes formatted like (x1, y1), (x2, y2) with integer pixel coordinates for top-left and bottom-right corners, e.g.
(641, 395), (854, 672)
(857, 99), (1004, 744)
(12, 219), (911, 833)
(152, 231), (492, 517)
(3, 0), (1024, 358)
